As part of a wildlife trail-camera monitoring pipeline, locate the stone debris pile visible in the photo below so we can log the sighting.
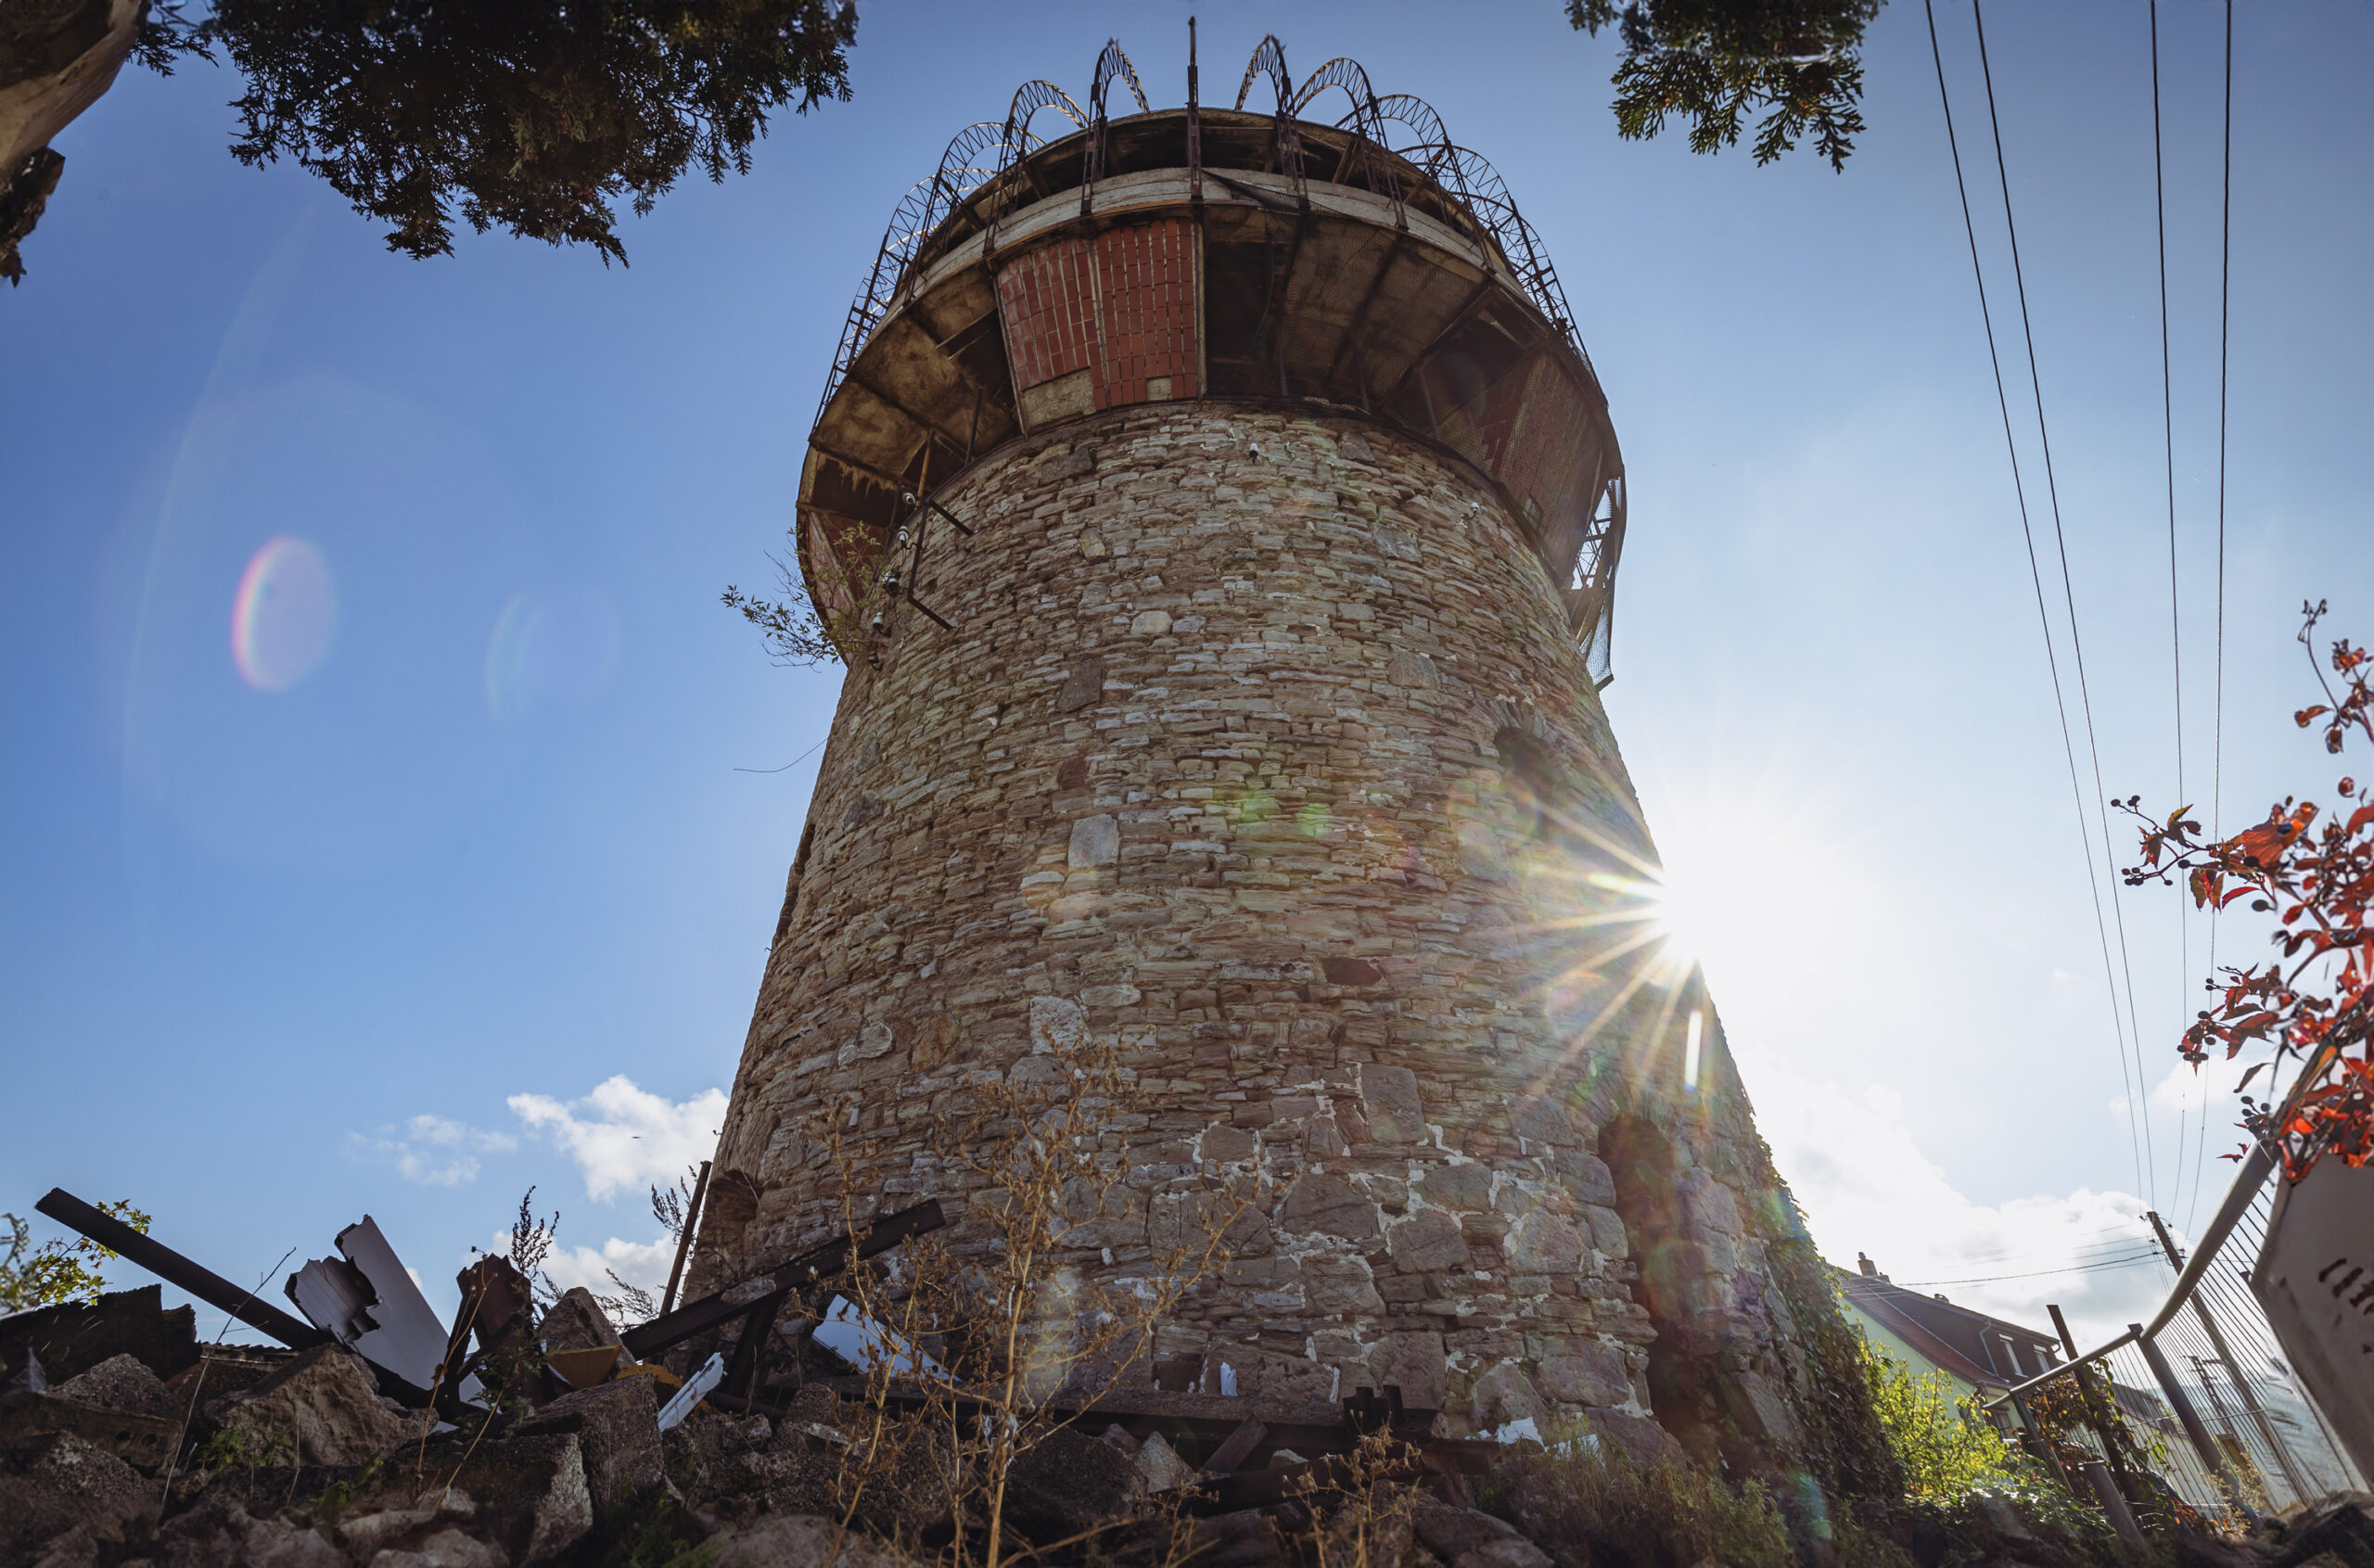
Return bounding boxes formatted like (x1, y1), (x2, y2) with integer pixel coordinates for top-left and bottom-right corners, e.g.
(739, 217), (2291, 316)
(0, 1186), (1563, 1568)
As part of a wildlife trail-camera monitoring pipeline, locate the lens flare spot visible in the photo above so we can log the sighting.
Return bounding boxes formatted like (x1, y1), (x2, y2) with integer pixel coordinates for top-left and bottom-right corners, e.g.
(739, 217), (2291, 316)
(484, 586), (623, 719)
(230, 536), (336, 691)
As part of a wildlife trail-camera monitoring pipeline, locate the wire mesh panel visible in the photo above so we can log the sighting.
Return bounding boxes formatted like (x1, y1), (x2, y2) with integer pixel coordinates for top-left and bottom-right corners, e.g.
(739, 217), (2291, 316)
(1993, 1154), (2368, 1529)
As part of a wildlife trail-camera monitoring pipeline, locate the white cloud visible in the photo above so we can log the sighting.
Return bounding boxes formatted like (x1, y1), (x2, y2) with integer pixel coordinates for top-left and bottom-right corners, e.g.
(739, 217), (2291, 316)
(515, 1229), (679, 1305)
(351, 1115), (517, 1187)
(1741, 1048), (2178, 1345)
(507, 1076), (726, 1204)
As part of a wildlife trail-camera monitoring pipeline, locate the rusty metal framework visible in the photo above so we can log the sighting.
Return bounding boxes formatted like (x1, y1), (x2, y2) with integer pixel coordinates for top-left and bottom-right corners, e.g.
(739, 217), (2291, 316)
(1365, 93), (1584, 374)
(817, 38), (1592, 420)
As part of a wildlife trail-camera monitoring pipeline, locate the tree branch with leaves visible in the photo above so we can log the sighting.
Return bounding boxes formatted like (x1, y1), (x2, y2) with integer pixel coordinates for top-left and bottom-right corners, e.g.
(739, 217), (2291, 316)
(1567, 0), (1883, 170)
(2122, 600), (2374, 1179)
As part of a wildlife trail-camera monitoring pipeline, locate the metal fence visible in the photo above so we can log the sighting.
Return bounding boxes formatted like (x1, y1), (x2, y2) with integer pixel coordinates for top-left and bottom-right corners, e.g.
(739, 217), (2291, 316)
(1988, 1147), (2367, 1526)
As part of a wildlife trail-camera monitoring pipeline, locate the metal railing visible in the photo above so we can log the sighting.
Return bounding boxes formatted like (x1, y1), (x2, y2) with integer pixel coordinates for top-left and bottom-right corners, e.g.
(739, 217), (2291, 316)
(1986, 1147), (2368, 1524)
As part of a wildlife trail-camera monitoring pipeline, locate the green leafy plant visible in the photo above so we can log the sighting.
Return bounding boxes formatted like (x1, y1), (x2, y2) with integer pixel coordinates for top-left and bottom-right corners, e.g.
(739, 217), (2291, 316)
(1567, 0), (1884, 170)
(1857, 1339), (2015, 1501)
(0, 1202), (152, 1310)
(1487, 1428), (1799, 1568)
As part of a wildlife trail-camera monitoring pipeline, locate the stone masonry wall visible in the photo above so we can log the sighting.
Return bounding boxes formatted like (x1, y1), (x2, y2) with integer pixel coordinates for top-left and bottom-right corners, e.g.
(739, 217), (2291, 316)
(703, 404), (1820, 1462)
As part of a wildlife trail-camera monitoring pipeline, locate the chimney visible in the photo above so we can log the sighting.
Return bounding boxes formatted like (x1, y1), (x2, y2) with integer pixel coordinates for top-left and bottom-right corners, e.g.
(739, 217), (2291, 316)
(1857, 1252), (1877, 1278)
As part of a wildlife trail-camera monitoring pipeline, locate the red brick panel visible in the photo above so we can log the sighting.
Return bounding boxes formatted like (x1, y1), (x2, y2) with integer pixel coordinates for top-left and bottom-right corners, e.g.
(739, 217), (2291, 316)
(1093, 219), (1199, 409)
(997, 238), (1101, 399)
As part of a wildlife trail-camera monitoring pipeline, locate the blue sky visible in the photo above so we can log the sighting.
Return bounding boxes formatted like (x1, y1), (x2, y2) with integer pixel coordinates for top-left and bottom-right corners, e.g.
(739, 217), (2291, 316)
(4, 1), (2368, 1346)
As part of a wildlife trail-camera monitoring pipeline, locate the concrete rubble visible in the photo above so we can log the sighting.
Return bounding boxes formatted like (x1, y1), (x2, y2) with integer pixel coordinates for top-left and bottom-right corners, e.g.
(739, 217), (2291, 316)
(6, 1179), (2279, 1568)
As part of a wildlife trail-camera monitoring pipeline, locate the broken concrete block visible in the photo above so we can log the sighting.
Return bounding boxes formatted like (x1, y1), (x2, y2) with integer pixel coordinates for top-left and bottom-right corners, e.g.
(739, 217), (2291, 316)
(208, 1344), (414, 1466)
(516, 1372), (662, 1519)
(0, 1432), (156, 1565)
(1001, 1422), (1144, 1538)
(370, 1433), (592, 1564)
(149, 1488), (346, 1568)
(1134, 1430), (1196, 1493)
(704, 1511), (907, 1568)
(1412, 1499), (1524, 1562)
(56, 1351), (184, 1421)
(1192, 1508), (1289, 1568)
(359, 1524), (508, 1567)
(0, 1389), (184, 1469)
(536, 1287), (621, 1358)
(1453, 1538), (1556, 1568)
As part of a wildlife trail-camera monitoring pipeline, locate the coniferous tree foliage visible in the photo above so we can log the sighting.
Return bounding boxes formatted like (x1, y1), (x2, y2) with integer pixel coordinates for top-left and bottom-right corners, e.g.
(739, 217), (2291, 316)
(197, 0), (858, 262)
(1567, 0), (1883, 170)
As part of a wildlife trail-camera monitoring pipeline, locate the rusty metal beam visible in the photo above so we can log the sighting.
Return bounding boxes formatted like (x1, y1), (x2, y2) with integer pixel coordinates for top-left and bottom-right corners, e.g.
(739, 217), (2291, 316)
(620, 1199), (945, 1361)
(36, 1189), (327, 1352)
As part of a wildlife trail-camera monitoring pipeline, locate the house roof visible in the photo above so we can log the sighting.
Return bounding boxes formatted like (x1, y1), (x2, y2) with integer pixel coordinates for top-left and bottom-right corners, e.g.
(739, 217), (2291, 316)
(1835, 1261), (2065, 1391)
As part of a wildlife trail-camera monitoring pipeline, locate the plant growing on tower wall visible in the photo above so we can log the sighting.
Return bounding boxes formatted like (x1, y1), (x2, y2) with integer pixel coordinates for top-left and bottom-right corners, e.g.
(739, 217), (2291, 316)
(792, 1039), (1259, 1568)
(2122, 600), (2374, 1179)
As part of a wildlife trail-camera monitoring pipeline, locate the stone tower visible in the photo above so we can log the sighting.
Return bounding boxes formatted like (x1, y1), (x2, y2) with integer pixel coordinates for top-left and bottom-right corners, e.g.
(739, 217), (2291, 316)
(700, 39), (1880, 1488)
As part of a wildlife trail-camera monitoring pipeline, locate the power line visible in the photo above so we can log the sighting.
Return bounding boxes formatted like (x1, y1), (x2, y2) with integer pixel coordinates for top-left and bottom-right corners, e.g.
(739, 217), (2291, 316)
(2192, 0), (2237, 1236)
(2150, 0), (2202, 1233)
(1928, 0), (2149, 1204)
(1971, 0), (2160, 1211)
(1939, 1227), (2156, 1268)
(1893, 1250), (2164, 1290)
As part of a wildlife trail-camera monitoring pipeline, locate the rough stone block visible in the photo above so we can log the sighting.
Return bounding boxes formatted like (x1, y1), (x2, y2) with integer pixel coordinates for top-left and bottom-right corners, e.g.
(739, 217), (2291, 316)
(1419, 1165), (1493, 1214)
(1387, 1210), (1468, 1273)
(1536, 1341), (1632, 1407)
(1301, 1255), (1385, 1315)
(1027, 994), (1084, 1052)
(1367, 1332), (1449, 1411)
(1504, 1213), (1584, 1276)
(1359, 1064), (1424, 1142)
(1278, 1173), (1378, 1241)
(1068, 814), (1119, 867)
(1465, 1361), (1540, 1433)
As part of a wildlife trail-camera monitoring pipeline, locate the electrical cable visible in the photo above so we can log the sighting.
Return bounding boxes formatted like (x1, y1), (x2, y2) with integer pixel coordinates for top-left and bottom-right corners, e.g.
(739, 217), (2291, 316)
(1892, 1249), (2164, 1289)
(1972, 0), (2159, 1207)
(2150, 0), (2208, 1232)
(2192, 0), (2237, 1237)
(1927, 0), (2149, 1203)
(1938, 1228), (2164, 1268)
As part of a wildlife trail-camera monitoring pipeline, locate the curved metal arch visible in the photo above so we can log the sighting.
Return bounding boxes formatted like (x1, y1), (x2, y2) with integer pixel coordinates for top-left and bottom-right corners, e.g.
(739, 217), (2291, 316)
(1288, 56), (1378, 119)
(981, 79), (1087, 255)
(1369, 93), (1459, 178)
(1290, 57), (1404, 228)
(1234, 34), (1293, 113)
(1000, 78), (1087, 165)
(1082, 40), (1151, 214)
(1232, 36), (1305, 199)
(1088, 39), (1150, 119)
